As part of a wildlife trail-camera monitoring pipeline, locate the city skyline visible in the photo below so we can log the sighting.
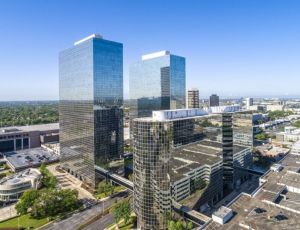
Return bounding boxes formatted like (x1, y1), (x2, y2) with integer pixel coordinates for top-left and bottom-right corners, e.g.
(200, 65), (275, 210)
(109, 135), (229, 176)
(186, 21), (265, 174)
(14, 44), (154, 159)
(1, 0), (300, 101)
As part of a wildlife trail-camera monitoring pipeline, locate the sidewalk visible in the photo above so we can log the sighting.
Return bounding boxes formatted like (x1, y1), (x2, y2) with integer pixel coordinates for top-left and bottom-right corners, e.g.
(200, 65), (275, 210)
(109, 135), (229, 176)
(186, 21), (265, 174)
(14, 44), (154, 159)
(0, 204), (17, 222)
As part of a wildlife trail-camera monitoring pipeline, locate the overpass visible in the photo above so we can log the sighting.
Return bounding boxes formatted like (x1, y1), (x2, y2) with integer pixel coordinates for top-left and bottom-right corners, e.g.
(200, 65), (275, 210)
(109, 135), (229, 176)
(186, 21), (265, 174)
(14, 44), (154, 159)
(95, 165), (133, 191)
(95, 165), (213, 228)
(172, 201), (211, 227)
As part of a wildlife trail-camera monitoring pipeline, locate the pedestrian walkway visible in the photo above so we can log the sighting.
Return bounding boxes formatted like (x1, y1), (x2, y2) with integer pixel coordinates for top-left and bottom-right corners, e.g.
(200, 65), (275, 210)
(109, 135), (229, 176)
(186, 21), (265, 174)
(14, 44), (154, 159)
(0, 204), (17, 222)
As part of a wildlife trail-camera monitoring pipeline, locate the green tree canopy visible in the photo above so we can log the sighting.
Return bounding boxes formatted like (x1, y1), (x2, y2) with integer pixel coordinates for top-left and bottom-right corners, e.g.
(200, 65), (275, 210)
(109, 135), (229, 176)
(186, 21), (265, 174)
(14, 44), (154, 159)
(97, 180), (114, 196)
(16, 189), (39, 215)
(113, 200), (132, 225)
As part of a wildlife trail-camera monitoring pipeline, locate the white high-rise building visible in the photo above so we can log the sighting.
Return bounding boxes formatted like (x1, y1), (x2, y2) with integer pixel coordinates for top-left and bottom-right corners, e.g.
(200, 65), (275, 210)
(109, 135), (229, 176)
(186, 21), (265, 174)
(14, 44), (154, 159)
(245, 98), (254, 109)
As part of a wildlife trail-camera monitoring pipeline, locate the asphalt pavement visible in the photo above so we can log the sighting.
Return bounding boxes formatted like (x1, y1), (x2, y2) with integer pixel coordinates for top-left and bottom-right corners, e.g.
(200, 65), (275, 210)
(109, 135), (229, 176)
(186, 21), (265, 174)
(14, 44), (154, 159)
(42, 191), (129, 230)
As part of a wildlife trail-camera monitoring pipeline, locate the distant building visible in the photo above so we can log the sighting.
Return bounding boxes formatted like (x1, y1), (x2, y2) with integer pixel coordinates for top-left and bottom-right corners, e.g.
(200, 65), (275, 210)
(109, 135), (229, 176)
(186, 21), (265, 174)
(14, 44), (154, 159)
(132, 108), (253, 229)
(292, 140), (300, 154)
(276, 126), (300, 142)
(245, 97), (253, 109)
(0, 123), (59, 153)
(210, 94), (220, 107)
(129, 50), (186, 119)
(59, 34), (123, 188)
(0, 168), (41, 201)
(187, 88), (200, 108)
(266, 104), (284, 111)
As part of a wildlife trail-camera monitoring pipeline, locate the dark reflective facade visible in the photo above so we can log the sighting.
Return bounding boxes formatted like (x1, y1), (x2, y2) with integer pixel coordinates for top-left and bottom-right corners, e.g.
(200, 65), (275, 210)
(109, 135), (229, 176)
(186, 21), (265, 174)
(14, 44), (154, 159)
(59, 35), (123, 188)
(129, 52), (186, 119)
(133, 110), (253, 229)
(233, 111), (254, 147)
(133, 114), (223, 230)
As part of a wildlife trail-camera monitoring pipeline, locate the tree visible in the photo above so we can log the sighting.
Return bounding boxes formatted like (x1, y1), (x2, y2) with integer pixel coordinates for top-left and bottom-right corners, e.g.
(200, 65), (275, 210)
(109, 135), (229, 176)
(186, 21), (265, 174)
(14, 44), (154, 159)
(294, 120), (300, 128)
(187, 221), (193, 230)
(168, 220), (193, 230)
(168, 220), (177, 230)
(16, 189), (39, 215)
(97, 180), (115, 196)
(39, 163), (57, 188)
(255, 132), (269, 140)
(31, 189), (80, 219)
(113, 200), (132, 225)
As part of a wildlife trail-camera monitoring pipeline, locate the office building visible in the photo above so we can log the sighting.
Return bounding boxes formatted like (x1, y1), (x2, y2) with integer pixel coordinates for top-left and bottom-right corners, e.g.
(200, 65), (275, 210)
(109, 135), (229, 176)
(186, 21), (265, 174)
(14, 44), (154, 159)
(0, 168), (41, 201)
(245, 97), (253, 109)
(0, 123), (59, 153)
(129, 50), (186, 119)
(59, 34), (123, 189)
(133, 108), (253, 229)
(210, 94), (220, 107)
(4, 147), (59, 172)
(187, 88), (200, 108)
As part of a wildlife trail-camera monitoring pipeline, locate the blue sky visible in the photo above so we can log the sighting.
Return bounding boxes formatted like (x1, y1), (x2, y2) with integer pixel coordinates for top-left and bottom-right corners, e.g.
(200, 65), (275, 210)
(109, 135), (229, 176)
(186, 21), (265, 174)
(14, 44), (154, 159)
(0, 0), (299, 101)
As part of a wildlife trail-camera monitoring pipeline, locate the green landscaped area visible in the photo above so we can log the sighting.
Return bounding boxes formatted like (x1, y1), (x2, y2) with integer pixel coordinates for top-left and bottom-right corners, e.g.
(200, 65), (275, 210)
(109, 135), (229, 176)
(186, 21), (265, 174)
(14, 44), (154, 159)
(107, 216), (136, 230)
(95, 185), (125, 199)
(0, 214), (49, 229)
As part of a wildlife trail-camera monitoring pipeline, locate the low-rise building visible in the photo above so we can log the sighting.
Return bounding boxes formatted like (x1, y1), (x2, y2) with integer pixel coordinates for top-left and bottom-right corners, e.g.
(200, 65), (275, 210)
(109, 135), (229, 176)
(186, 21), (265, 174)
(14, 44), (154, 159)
(0, 123), (59, 153)
(4, 147), (59, 172)
(206, 152), (300, 230)
(212, 206), (233, 225)
(292, 140), (300, 154)
(276, 126), (300, 142)
(0, 168), (41, 201)
(266, 104), (284, 111)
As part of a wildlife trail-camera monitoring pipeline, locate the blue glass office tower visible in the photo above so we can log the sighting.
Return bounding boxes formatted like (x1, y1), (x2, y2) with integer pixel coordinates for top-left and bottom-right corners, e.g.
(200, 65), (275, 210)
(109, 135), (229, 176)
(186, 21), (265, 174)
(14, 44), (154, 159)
(129, 51), (186, 119)
(59, 34), (123, 189)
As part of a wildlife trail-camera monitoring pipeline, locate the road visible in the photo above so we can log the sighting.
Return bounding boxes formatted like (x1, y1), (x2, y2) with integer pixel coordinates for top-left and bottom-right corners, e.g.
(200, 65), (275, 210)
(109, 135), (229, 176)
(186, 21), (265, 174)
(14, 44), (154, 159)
(42, 191), (129, 230)
(82, 213), (114, 230)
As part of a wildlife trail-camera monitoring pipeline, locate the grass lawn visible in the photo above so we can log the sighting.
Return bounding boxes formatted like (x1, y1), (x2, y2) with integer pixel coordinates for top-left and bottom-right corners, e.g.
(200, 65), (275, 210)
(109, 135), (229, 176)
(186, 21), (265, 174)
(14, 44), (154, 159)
(107, 215), (136, 230)
(0, 214), (50, 229)
(119, 222), (134, 230)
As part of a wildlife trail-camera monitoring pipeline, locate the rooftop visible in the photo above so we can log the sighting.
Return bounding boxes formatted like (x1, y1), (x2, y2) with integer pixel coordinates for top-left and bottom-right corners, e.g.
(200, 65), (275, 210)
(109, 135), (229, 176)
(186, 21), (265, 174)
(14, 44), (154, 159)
(135, 106), (243, 122)
(74, 34), (103, 46)
(292, 140), (300, 150)
(141, 50), (170, 60)
(207, 151), (300, 230)
(169, 140), (248, 182)
(4, 147), (59, 171)
(0, 168), (41, 186)
(206, 194), (300, 230)
(0, 123), (59, 134)
(213, 206), (233, 218)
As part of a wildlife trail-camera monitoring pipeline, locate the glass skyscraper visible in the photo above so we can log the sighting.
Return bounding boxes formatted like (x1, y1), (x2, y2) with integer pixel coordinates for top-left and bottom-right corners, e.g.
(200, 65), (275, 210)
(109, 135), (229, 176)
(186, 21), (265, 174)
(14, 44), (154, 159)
(59, 34), (123, 189)
(133, 108), (253, 229)
(129, 51), (186, 119)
